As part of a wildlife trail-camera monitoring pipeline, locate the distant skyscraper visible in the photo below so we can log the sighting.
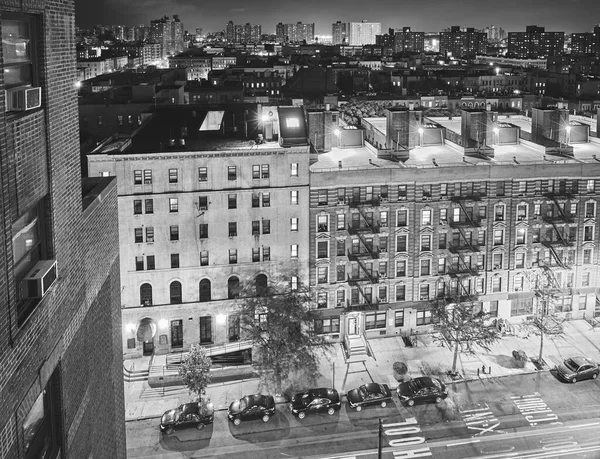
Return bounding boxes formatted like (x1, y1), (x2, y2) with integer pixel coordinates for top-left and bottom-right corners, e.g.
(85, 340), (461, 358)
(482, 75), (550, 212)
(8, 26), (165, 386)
(150, 15), (185, 57)
(348, 20), (381, 46)
(228, 22), (261, 44)
(394, 27), (425, 53)
(485, 24), (505, 42)
(226, 21), (235, 43)
(571, 25), (600, 55)
(276, 22), (315, 43)
(508, 25), (565, 58)
(440, 26), (487, 58)
(332, 20), (347, 45)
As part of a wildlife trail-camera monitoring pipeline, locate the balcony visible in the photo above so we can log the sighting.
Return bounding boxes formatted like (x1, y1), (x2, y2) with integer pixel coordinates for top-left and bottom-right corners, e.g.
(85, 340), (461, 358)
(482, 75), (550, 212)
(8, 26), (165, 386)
(347, 223), (380, 234)
(348, 198), (380, 208)
(449, 192), (485, 202)
(542, 213), (575, 224)
(447, 265), (480, 277)
(347, 249), (379, 261)
(449, 217), (481, 228)
(347, 273), (379, 285)
(448, 242), (480, 253)
(345, 299), (380, 311)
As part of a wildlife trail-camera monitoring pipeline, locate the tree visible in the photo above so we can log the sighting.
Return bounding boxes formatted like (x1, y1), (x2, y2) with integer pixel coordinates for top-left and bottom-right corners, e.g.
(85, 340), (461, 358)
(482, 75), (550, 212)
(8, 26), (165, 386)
(237, 280), (332, 395)
(430, 294), (502, 375)
(179, 345), (212, 399)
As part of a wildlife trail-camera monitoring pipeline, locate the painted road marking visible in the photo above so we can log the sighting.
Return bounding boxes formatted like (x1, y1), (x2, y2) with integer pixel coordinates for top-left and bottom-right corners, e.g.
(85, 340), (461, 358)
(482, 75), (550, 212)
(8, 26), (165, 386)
(383, 418), (432, 458)
(510, 393), (561, 427)
(447, 439), (481, 447)
(459, 404), (504, 436)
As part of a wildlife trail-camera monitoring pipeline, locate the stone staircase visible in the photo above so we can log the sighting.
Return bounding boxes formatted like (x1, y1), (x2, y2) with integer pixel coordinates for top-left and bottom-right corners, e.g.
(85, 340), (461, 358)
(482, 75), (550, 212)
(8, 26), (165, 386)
(346, 335), (368, 359)
(123, 364), (149, 383)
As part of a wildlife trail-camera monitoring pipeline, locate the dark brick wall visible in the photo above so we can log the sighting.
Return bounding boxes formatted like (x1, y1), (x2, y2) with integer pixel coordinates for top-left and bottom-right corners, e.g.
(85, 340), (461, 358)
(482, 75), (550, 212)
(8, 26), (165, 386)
(0, 0), (125, 457)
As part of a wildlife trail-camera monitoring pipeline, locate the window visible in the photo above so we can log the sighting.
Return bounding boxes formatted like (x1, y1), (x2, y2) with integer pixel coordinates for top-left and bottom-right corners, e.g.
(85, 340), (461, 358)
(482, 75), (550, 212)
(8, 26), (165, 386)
(198, 223), (209, 239)
(497, 181), (505, 196)
(252, 164), (260, 179)
(439, 208), (447, 224)
(200, 316), (212, 343)
(493, 253), (503, 269)
(291, 244), (298, 258)
(398, 184), (407, 200)
(262, 220), (270, 234)
(416, 310), (432, 325)
(439, 233), (447, 249)
(228, 166), (237, 181)
(419, 284), (430, 301)
(315, 318), (340, 334)
(252, 247), (260, 262)
(317, 266), (328, 283)
(2, 15), (36, 90)
(395, 310), (404, 327)
(317, 241), (328, 258)
(335, 214), (345, 231)
(135, 256), (144, 271)
(317, 291), (327, 308)
(228, 194), (237, 209)
(228, 222), (237, 237)
(492, 276), (502, 293)
(379, 285), (387, 302)
(440, 183), (447, 197)
(140, 283), (152, 306)
(262, 192), (270, 207)
(143, 170), (152, 184)
(134, 200), (142, 214)
(134, 170), (142, 185)
(479, 206), (487, 219)
(252, 194), (260, 208)
(290, 217), (299, 232)
(199, 279), (211, 302)
(494, 204), (505, 221)
(511, 298), (533, 316)
(170, 225), (179, 241)
(396, 235), (407, 252)
(261, 164), (270, 178)
(582, 271), (591, 287)
(379, 236), (388, 253)
(422, 185), (432, 198)
(514, 275), (524, 291)
(365, 312), (386, 330)
(169, 168), (178, 184)
(336, 264), (346, 282)
(318, 190), (328, 206)
(438, 258), (446, 274)
(171, 253), (179, 268)
(291, 163), (298, 176)
(291, 276), (298, 291)
(422, 209), (432, 225)
(493, 229), (504, 246)
(397, 209), (408, 227)
(169, 198), (178, 212)
(290, 190), (298, 205)
(145, 199), (153, 214)
(143, 227), (154, 243)
(579, 295), (587, 310)
(170, 281), (182, 304)
(396, 284), (406, 301)
(488, 300), (498, 317)
(396, 260), (407, 277)
(583, 248), (592, 264)
(198, 167), (208, 181)
(135, 228), (143, 243)
(516, 228), (527, 245)
(420, 259), (431, 276)
(584, 226), (594, 241)
(229, 249), (238, 264)
(586, 202), (596, 218)
(517, 204), (528, 221)
(420, 235), (431, 252)
(262, 247), (270, 261)
(200, 250), (209, 266)
(587, 179), (595, 193)
(515, 252), (525, 269)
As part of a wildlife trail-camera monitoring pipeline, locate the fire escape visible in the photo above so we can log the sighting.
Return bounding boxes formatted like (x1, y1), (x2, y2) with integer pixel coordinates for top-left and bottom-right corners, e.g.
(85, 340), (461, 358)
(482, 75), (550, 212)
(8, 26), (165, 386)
(446, 193), (483, 301)
(541, 185), (575, 270)
(346, 196), (380, 311)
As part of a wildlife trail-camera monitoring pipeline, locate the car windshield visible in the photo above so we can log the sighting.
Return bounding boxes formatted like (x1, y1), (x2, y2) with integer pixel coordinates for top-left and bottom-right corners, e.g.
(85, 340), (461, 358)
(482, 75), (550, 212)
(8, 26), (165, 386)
(430, 379), (442, 390)
(174, 408), (183, 421)
(377, 384), (386, 395)
(564, 358), (579, 371)
(358, 386), (369, 399)
(300, 392), (312, 406)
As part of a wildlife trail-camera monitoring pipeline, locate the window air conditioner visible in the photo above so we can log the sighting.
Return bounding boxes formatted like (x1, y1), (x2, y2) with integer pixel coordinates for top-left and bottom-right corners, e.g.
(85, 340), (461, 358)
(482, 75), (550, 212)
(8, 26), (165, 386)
(20, 260), (57, 299)
(6, 87), (42, 112)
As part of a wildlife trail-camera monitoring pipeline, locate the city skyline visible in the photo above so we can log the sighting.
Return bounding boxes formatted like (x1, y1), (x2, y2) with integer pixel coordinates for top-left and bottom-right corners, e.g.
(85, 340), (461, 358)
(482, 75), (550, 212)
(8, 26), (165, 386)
(75, 0), (600, 34)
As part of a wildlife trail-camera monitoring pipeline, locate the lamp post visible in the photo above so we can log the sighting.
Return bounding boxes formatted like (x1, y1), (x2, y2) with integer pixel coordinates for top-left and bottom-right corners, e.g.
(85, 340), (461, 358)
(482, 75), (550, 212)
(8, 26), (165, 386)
(417, 127), (424, 148)
(493, 127), (499, 146)
(334, 128), (341, 148)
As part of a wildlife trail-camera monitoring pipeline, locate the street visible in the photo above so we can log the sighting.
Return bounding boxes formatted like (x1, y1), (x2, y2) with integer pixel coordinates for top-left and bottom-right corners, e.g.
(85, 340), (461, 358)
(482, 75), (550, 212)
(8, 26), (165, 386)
(126, 371), (600, 458)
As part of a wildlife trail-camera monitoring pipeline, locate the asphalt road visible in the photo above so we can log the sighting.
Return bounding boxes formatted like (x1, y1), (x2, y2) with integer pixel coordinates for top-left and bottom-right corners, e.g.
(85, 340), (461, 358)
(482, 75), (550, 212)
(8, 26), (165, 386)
(126, 370), (600, 459)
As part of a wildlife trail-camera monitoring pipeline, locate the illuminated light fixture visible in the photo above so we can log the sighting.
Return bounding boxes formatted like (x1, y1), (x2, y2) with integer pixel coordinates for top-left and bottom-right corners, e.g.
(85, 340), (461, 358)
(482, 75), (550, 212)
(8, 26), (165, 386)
(261, 114), (270, 122)
(566, 126), (572, 133)
(417, 128), (424, 134)
(285, 117), (299, 128)
(333, 128), (341, 136)
(75, 81), (82, 89)
(158, 319), (169, 329)
(216, 314), (226, 325)
(493, 127), (499, 134)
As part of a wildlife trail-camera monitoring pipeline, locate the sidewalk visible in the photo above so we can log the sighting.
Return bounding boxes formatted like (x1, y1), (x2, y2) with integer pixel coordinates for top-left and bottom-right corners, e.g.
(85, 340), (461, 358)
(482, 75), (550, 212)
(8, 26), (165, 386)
(124, 319), (600, 422)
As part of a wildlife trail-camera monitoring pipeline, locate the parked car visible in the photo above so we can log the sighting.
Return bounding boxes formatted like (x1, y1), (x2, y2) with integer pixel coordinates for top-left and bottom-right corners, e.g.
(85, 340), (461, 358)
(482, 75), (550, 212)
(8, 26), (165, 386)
(555, 356), (599, 383)
(291, 388), (341, 419)
(160, 399), (214, 435)
(228, 394), (276, 426)
(397, 377), (448, 407)
(346, 383), (392, 411)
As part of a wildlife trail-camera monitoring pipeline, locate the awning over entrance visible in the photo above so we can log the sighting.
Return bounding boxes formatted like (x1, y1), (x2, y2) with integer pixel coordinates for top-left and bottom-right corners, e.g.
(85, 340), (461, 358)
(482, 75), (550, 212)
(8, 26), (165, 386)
(136, 317), (157, 342)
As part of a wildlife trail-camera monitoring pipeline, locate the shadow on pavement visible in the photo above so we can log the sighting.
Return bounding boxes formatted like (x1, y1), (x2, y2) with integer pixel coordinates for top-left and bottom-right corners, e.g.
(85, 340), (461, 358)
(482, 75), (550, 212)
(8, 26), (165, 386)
(491, 354), (518, 369)
(345, 402), (398, 429)
(228, 411), (291, 443)
(159, 422), (214, 452)
(288, 409), (342, 434)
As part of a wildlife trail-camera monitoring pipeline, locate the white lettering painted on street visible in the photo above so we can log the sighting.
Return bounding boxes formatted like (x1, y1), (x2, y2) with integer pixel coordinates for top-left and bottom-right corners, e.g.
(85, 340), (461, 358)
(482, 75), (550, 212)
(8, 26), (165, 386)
(540, 436), (580, 450)
(459, 404), (504, 436)
(383, 418), (432, 458)
(511, 393), (562, 427)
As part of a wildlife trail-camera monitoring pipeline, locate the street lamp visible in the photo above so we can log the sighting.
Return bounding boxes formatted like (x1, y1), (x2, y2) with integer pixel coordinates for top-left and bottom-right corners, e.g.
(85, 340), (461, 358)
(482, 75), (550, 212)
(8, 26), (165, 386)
(333, 128), (341, 148)
(493, 127), (499, 146)
(417, 127), (424, 147)
(565, 125), (571, 145)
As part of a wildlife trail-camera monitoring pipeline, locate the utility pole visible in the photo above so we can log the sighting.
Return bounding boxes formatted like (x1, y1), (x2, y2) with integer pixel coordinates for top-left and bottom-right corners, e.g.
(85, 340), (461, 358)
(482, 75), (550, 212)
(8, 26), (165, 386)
(378, 418), (383, 459)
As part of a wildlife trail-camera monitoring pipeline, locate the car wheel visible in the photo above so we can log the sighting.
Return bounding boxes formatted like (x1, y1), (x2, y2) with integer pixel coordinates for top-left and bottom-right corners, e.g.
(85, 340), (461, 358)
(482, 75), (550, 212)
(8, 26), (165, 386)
(298, 411), (306, 419)
(233, 418), (241, 426)
(196, 423), (205, 430)
(381, 401), (387, 408)
(406, 399), (415, 407)
(262, 415), (270, 423)
(164, 427), (173, 435)
(327, 407), (335, 415)
(571, 377), (577, 383)
(435, 396), (443, 404)
(593, 373), (598, 379)
(355, 405), (362, 412)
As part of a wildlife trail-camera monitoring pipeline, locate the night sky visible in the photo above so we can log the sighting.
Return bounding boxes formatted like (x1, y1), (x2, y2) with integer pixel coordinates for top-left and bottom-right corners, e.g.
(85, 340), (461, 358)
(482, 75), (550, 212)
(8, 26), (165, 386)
(75, 0), (600, 35)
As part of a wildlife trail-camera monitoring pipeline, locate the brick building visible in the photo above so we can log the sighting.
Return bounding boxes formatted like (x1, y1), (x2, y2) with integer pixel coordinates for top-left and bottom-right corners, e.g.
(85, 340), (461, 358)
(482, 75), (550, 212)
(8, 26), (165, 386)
(87, 105), (311, 358)
(0, 1), (125, 458)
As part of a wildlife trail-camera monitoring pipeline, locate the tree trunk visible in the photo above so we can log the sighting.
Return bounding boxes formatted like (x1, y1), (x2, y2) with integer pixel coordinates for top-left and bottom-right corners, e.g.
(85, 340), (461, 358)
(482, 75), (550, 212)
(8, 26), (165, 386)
(275, 363), (282, 395)
(452, 340), (459, 374)
(538, 299), (545, 364)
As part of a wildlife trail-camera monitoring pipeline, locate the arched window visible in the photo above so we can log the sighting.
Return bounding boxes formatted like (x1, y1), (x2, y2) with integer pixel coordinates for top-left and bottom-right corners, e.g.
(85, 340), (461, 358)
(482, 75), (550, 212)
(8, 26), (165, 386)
(140, 283), (152, 306)
(255, 274), (268, 296)
(228, 276), (240, 299)
(199, 279), (211, 302)
(170, 281), (182, 304)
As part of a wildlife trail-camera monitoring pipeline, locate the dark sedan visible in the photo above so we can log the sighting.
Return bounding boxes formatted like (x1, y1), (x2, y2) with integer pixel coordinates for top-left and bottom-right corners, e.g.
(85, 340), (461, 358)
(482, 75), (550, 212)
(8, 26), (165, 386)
(160, 399), (214, 435)
(227, 394), (276, 426)
(346, 383), (392, 411)
(291, 388), (341, 419)
(397, 376), (448, 407)
(555, 356), (599, 383)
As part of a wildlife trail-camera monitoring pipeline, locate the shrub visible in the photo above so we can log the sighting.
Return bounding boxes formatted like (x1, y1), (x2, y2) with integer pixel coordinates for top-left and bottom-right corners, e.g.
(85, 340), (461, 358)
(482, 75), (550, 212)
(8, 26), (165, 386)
(512, 350), (528, 368)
